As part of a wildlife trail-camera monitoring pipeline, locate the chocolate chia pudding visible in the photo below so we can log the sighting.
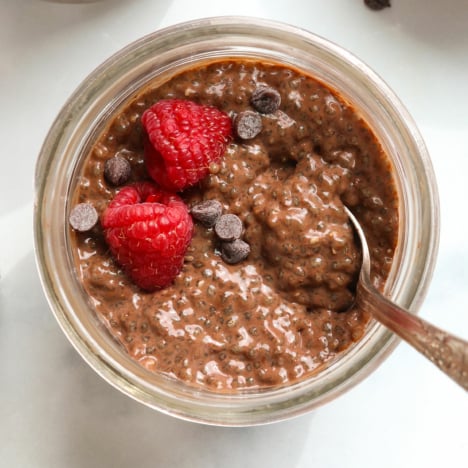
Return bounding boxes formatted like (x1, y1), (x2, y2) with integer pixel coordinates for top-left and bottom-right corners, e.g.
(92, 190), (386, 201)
(71, 59), (398, 391)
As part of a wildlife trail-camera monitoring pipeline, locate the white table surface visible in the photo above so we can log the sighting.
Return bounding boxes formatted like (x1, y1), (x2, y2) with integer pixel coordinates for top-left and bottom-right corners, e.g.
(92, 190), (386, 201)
(1, 0), (467, 466)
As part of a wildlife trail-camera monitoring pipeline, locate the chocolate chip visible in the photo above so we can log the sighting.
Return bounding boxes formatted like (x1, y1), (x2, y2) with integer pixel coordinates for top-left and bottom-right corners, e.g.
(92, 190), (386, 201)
(215, 214), (243, 241)
(250, 86), (281, 114)
(221, 239), (250, 264)
(104, 154), (131, 186)
(234, 110), (263, 140)
(364, 0), (390, 10)
(69, 203), (98, 232)
(191, 200), (223, 227)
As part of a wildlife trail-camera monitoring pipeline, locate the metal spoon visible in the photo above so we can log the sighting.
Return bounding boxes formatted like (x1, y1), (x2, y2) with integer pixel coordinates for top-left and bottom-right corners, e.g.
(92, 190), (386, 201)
(345, 206), (468, 391)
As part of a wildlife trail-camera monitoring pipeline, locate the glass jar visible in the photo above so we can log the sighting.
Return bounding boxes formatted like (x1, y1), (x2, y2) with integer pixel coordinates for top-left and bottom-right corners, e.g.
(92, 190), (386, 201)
(34, 16), (439, 426)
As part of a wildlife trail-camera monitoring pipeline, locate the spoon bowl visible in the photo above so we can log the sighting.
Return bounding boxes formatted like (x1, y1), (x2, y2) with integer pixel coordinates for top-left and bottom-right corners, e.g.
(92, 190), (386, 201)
(345, 206), (468, 391)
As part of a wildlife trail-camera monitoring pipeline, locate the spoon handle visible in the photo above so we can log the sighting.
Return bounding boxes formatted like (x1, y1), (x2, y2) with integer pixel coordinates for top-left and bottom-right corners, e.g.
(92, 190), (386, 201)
(357, 281), (468, 391)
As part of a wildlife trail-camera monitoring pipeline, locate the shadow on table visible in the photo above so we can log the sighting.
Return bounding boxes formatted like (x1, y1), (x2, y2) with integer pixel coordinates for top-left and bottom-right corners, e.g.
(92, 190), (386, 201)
(4, 0), (169, 43)
(388, 0), (468, 49)
(1, 251), (313, 467)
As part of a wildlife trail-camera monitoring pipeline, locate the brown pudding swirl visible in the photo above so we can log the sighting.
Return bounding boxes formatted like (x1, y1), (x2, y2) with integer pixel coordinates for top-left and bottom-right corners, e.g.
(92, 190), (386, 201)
(71, 59), (398, 391)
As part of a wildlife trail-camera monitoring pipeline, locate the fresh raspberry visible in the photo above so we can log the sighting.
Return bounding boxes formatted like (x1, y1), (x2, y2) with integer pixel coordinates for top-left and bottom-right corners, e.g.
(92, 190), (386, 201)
(101, 182), (193, 291)
(142, 99), (232, 191)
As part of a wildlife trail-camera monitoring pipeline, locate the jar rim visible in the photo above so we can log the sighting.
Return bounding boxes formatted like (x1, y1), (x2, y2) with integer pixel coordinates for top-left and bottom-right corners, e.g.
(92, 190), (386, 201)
(34, 16), (439, 426)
